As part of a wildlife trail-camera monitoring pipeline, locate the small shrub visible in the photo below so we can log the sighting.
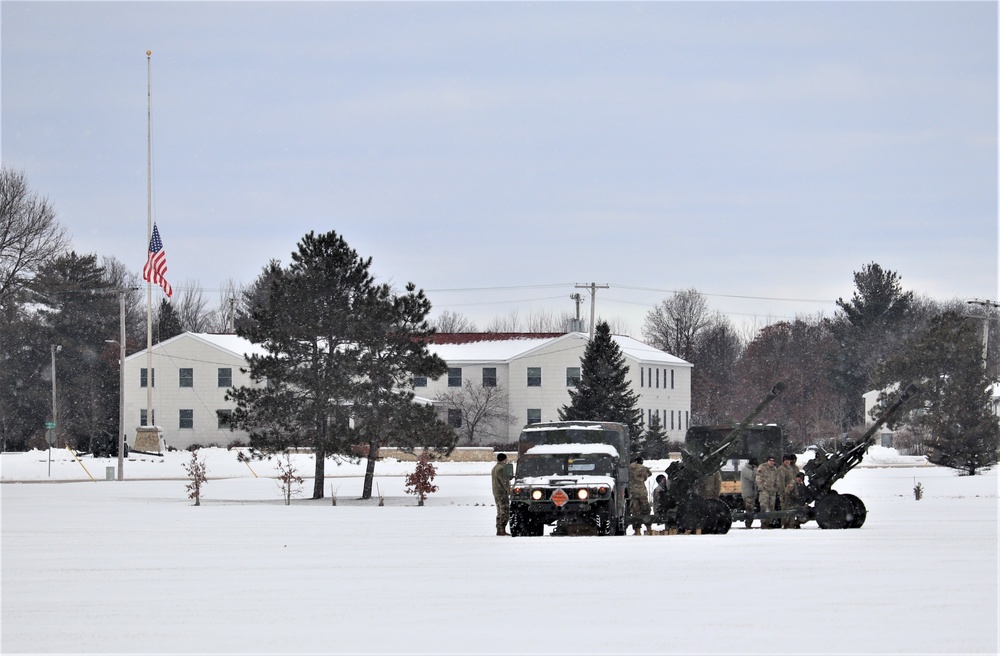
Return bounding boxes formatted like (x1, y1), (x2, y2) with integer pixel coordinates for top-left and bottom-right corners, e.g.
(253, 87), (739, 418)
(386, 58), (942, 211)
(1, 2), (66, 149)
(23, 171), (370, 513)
(275, 452), (304, 506)
(226, 438), (247, 450)
(404, 450), (439, 506)
(183, 451), (208, 506)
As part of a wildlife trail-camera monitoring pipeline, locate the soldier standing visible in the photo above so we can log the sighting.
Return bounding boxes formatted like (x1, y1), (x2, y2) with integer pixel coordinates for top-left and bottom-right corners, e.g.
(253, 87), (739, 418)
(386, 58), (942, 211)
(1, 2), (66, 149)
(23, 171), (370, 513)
(652, 474), (669, 516)
(786, 472), (808, 528)
(492, 453), (513, 536)
(628, 457), (652, 535)
(694, 469), (722, 499)
(740, 457), (758, 529)
(777, 454), (797, 528)
(755, 456), (780, 528)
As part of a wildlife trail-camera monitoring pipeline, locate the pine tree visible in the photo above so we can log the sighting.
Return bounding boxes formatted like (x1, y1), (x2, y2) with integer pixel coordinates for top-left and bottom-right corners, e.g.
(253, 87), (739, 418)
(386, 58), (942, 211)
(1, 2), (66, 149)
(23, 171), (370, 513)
(155, 299), (183, 343)
(642, 413), (667, 459)
(559, 321), (643, 438)
(874, 310), (999, 475)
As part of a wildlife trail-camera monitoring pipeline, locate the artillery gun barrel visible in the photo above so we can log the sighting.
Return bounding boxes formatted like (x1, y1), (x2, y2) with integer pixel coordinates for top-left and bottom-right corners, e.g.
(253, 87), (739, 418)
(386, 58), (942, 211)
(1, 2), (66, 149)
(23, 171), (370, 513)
(703, 382), (786, 462)
(804, 382), (920, 498)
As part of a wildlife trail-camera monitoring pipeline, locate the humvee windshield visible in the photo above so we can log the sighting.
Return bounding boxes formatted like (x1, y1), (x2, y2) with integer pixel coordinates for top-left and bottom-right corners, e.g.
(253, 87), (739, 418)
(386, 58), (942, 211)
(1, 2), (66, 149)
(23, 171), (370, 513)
(517, 453), (616, 478)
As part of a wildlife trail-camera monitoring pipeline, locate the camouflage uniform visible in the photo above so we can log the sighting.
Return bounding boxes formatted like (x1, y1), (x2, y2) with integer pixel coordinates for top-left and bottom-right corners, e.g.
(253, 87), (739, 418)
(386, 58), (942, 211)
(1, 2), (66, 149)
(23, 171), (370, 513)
(755, 460), (780, 526)
(694, 470), (722, 499)
(740, 462), (757, 529)
(777, 458), (800, 528)
(492, 459), (512, 535)
(628, 461), (652, 534)
(786, 475), (808, 528)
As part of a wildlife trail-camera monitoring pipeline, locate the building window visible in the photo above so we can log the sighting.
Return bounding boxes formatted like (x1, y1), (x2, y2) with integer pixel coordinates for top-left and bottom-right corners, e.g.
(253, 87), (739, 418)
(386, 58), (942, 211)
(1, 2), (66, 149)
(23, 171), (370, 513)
(447, 408), (462, 428)
(566, 367), (581, 387)
(527, 408), (541, 425)
(218, 368), (232, 388)
(217, 409), (233, 429)
(179, 368), (193, 388)
(412, 375), (427, 388)
(527, 367), (541, 387)
(482, 367), (497, 387)
(685, 410), (689, 430)
(448, 368), (462, 387)
(179, 409), (193, 429)
(140, 368), (155, 388)
(640, 367), (644, 387)
(140, 409), (155, 426)
(671, 369), (675, 389)
(671, 410), (675, 431)
(655, 368), (660, 388)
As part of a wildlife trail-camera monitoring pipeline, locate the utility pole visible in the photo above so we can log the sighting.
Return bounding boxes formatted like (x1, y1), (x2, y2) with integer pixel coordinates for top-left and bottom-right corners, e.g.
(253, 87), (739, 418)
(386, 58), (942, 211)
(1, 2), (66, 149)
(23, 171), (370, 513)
(575, 283), (609, 340)
(967, 299), (999, 369)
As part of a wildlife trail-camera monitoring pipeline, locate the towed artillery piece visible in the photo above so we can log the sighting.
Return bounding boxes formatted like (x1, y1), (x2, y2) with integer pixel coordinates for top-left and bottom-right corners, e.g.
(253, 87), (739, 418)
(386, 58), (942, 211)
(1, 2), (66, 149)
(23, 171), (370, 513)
(732, 381), (921, 529)
(639, 382), (786, 534)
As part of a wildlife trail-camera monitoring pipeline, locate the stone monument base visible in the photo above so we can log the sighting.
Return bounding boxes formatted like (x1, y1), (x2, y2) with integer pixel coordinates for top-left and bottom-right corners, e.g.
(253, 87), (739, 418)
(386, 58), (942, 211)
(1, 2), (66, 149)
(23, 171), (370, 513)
(134, 426), (164, 454)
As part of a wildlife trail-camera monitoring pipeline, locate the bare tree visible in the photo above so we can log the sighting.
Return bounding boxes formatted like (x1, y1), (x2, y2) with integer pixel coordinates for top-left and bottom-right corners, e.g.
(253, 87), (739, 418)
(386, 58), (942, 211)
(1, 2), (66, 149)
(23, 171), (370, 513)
(174, 280), (215, 333)
(435, 381), (516, 445)
(0, 167), (69, 307)
(486, 309), (522, 332)
(432, 310), (478, 333)
(209, 278), (244, 332)
(642, 288), (713, 360)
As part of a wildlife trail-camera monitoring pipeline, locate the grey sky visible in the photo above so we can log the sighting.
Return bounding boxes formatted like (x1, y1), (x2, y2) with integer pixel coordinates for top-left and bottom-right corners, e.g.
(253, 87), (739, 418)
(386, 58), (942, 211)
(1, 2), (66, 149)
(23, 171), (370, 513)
(3, 1), (996, 335)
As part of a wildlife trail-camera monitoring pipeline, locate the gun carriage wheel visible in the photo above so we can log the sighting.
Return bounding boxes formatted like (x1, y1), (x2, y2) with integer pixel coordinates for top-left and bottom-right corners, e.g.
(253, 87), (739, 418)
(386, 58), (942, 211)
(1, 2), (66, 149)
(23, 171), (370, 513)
(815, 493), (855, 529)
(840, 493), (867, 529)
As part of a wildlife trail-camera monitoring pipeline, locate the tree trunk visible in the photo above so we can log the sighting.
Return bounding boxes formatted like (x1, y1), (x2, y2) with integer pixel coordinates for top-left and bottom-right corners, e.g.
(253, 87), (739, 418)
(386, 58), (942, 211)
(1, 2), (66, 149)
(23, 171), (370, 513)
(312, 442), (326, 499)
(361, 438), (379, 499)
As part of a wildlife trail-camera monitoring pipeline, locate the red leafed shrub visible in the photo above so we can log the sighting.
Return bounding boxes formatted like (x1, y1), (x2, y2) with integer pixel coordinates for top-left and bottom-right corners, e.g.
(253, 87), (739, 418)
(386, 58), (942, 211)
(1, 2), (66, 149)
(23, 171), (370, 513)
(404, 451), (438, 506)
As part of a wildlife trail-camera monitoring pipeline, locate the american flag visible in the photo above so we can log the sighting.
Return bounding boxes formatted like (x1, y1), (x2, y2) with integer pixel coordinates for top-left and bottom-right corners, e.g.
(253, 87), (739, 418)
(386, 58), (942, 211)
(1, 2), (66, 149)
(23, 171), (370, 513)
(142, 223), (173, 297)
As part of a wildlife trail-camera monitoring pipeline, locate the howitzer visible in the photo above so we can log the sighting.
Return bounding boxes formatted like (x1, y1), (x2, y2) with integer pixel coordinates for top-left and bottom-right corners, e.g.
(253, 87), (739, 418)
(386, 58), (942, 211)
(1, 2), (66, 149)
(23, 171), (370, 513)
(644, 382), (786, 534)
(732, 381), (922, 530)
(798, 381), (921, 529)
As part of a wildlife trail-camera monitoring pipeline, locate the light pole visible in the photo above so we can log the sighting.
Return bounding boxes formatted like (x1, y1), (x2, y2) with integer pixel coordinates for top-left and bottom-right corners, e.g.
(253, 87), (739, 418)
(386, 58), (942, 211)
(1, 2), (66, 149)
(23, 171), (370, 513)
(49, 344), (61, 477)
(105, 292), (127, 480)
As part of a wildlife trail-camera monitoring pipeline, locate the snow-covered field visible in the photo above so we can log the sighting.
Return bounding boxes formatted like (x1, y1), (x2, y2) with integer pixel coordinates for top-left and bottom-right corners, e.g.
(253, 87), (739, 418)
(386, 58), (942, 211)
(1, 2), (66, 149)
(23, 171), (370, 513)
(2, 448), (998, 654)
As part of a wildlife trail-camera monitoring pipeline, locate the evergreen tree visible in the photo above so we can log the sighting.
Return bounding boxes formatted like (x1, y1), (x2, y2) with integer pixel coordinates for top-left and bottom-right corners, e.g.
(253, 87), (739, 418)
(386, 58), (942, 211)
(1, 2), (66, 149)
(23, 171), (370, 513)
(30, 252), (120, 449)
(228, 230), (450, 499)
(229, 231), (377, 498)
(829, 262), (915, 427)
(350, 281), (450, 499)
(874, 310), (999, 475)
(155, 299), (183, 343)
(641, 412), (667, 459)
(559, 322), (642, 438)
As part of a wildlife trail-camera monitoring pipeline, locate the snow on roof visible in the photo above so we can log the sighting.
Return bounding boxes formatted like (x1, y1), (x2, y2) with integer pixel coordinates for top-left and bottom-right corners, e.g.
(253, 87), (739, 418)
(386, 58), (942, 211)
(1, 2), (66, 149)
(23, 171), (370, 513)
(427, 331), (688, 365)
(522, 422), (606, 432)
(525, 443), (619, 456)
(191, 333), (268, 359)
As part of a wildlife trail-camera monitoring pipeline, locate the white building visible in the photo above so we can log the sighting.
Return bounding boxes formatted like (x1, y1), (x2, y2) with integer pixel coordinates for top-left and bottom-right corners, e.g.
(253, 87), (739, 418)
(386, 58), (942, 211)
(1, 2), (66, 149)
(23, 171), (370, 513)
(124, 333), (266, 451)
(125, 331), (691, 450)
(421, 332), (691, 443)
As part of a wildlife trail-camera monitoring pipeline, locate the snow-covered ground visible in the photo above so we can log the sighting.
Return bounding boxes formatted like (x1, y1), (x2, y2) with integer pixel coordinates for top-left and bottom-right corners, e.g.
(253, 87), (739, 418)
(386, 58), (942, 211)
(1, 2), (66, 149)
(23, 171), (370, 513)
(2, 447), (997, 654)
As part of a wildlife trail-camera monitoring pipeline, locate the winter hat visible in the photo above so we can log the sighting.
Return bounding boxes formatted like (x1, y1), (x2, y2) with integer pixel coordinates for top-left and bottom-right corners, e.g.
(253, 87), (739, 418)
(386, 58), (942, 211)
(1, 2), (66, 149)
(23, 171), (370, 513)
(497, 453), (507, 462)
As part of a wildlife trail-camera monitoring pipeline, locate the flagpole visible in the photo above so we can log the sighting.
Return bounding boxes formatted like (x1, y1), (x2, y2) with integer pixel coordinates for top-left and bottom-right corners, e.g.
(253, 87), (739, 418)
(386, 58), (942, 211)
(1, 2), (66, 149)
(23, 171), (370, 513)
(146, 50), (153, 427)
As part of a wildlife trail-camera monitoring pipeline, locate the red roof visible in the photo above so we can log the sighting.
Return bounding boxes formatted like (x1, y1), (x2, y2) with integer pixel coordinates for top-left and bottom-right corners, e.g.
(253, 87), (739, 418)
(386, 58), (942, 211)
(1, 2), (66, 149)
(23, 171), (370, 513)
(427, 332), (565, 345)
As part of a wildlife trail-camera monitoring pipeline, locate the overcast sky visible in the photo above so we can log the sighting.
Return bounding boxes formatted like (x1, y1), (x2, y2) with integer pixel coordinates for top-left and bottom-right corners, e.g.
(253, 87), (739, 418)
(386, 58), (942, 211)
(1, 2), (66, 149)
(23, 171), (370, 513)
(3, 1), (996, 336)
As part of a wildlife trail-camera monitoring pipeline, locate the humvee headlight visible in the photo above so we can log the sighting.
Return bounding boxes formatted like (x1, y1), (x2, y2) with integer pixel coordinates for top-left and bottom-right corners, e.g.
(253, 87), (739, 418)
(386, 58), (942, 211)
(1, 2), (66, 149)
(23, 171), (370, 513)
(597, 485), (609, 495)
(512, 485), (523, 494)
(531, 489), (543, 500)
(577, 489), (589, 500)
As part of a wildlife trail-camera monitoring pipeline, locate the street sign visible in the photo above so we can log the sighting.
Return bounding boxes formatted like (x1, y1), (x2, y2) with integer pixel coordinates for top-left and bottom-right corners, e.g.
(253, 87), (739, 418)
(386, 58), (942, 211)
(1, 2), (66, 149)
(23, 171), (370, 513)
(45, 421), (56, 429)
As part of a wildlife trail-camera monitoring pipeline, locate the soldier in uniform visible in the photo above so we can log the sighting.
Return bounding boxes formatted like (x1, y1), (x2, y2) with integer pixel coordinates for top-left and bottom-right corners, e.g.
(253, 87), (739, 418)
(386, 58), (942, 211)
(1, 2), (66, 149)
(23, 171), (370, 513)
(755, 455), (780, 528)
(492, 453), (513, 536)
(740, 457), (758, 529)
(628, 457), (652, 535)
(786, 471), (808, 528)
(777, 454), (801, 528)
(694, 469), (722, 499)
(652, 474), (669, 516)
